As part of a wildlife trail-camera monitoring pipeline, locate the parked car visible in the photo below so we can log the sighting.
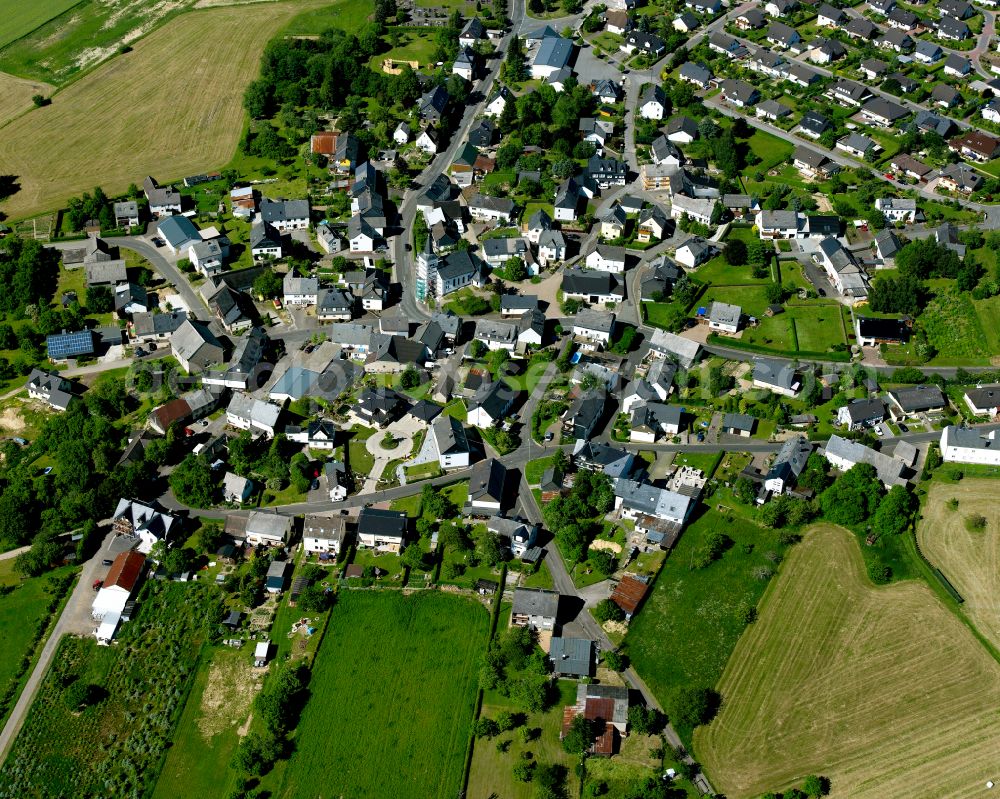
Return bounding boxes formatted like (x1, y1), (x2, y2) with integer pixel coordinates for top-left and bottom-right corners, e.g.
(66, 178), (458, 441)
(544, 432), (554, 442)
(102, 559), (114, 566)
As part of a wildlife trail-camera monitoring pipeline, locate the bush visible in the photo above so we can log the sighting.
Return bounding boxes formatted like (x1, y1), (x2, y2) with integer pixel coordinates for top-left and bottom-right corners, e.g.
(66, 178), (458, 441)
(592, 598), (624, 624)
(965, 513), (987, 532)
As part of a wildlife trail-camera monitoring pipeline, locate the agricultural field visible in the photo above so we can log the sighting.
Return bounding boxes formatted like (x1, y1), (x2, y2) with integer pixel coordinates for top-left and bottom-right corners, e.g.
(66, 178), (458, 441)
(0, 72), (54, 127)
(696, 525), (1000, 799)
(152, 646), (265, 799)
(624, 506), (792, 744)
(0, 0), (80, 51)
(269, 591), (489, 799)
(281, 0), (375, 36)
(0, 1), (316, 220)
(0, 0), (201, 84)
(919, 479), (1000, 651)
(0, 581), (220, 797)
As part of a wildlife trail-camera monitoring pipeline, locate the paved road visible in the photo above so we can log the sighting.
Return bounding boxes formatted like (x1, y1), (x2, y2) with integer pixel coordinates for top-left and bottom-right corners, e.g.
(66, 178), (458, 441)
(393, 0), (526, 321)
(118, 236), (211, 321)
(0, 530), (116, 761)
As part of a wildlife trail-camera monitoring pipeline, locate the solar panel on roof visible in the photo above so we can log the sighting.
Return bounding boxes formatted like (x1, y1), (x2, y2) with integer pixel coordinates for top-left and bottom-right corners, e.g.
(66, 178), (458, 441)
(46, 330), (94, 358)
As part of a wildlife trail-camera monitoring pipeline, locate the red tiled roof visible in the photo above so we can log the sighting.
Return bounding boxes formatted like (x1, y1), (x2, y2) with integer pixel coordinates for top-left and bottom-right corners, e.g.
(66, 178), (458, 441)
(104, 551), (146, 592)
(584, 697), (615, 722)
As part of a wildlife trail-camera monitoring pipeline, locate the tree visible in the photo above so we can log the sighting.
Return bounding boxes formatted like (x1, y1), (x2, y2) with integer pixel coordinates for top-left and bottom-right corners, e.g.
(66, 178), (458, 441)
(589, 548), (617, 577)
(670, 686), (720, 728)
(734, 476), (756, 504)
(871, 485), (915, 536)
(802, 775), (828, 797)
(724, 239), (747, 266)
(400, 366), (421, 389)
(627, 704), (664, 735)
(593, 598), (624, 624)
(169, 454), (214, 508)
(477, 530), (504, 566)
(561, 714), (595, 755)
(298, 582), (334, 613)
(473, 717), (500, 738)
(603, 650), (624, 671)
(253, 270), (283, 299)
(63, 680), (103, 711)
(85, 285), (113, 314)
(819, 462), (883, 525)
(470, 339), (488, 358)
(504, 256), (528, 281)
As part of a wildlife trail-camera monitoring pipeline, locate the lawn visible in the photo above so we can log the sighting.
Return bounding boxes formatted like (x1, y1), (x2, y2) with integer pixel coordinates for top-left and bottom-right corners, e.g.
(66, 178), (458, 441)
(696, 524), (1000, 799)
(525, 455), (556, 485)
(744, 129), (794, 172)
(347, 425), (376, 478)
(624, 507), (792, 745)
(693, 255), (773, 286)
(467, 679), (581, 799)
(152, 646), (264, 799)
(443, 398), (468, 422)
(699, 284), (772, 318)
(918, 479), (1000, 651)
(973, 293), (1000, 355)
(269, 591), (490, 799)
(671, 451), (722, 477)
(367, 27), (439, 72)
(0, 0), (90, 51)
(282, 0), (376, 36)
(920, 285), (993, 364)
(0, 1), (317, 220)
(0, 582), (218, 797)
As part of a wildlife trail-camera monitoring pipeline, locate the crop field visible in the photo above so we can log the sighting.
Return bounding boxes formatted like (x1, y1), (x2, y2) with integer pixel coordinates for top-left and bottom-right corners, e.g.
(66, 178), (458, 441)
(919, 479), (1000, 650)
(696, 525), (1000, 799)
(0, 581), (218, 797)
(271, 591), (489, 799)
(0, 0), (80, 51)
(153, 646), (264, 799)
(0, 72), (54, 128)
(0, 1), (315, 220)
(0, 0), (200, 85)
(624, 507), (791, 743)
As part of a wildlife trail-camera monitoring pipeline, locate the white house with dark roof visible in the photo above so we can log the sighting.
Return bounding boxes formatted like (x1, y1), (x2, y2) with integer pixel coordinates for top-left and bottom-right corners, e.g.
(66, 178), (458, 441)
(432, 414), (471, 469)
(572, 308), (616, 347)
(941, 426), (1000, 465)
(706, 301), (741, 333)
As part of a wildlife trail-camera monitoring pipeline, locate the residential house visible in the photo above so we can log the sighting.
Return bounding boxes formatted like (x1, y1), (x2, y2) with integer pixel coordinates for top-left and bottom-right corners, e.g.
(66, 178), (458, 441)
(817, 237), (869, 298)
(419, 85), (449, 121)
(670, 194), (716, 226)
(357, 507), (407, 552)
(468, 458), (509, 513)
(112, 499), (178, 554)
(938, 162), (983, 193)
(223, 472), (254, 504)
(931, 84), (961, 109)
(432, 414), (471, 469)
(765, 0), (798, 15)
(622, 31), (665, 56)
(860, 58), (889, 80)
(964, 385), (1000, 416)
(113, 201), (140, 228)
(561, 268), (624, 305)
(538, 230), (567, 265)
(143, 176), (181, 217)
(598, 204), (627, 240)
(170, 319), (223, 373)
(941, 426), (1000, 465)
(890, 153), (932, 181)
(943, 53), (972, 77)
(484, 86), (511, 118)
(722, 412), (756, 436)
(511, 588), (559, 630)
(467, 380), (516, 428)
(913, 39), (943, 62)
(862, 96), (909, 127)
(720, 78), (760, 107)
(755, 209), (805, 238)
(951, 130), (1000, 161)
(875, 197), (917, 223)
(707, 301), (741, 333)
(937, 15), (971, 40)
(260, 198), (309, 232)
(752, 358), (801, 397)
(638, 84), (667, 119)
(757, 98), (793, 121)
(549, 637), (594, 677)
(736, 8), (767, 28)
(637, 205), (669, 241)
(250, 221), (282, 260)
(675, 237), (713, 268)
(837, 398), (887, 430)
(572, 308), (616, 347)
(678, 61), (713, 89)
(886, 384), (947, 419)
(763, 436), (813, 493)
(673, 11), (699, 32)
(824, 435), (907, 487)
(468, 193), (516, 223)
(26, 368), (75, 411)
(564, 389), (607, 439)
(797, 110), (831, 139)
(302, 513), (349, 555)
(836, 132), (878, 158)
(709, 33), (747, 58)
(817, 3), (846, 25)
(586, 244), (627, 273)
